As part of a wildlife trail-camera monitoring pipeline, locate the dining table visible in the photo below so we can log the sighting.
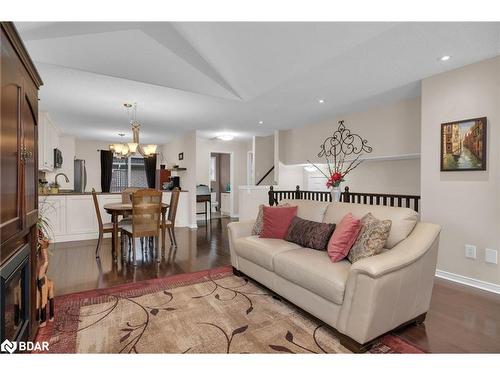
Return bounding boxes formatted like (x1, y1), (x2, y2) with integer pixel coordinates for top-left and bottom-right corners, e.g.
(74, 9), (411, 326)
(103, 202), (170, 258)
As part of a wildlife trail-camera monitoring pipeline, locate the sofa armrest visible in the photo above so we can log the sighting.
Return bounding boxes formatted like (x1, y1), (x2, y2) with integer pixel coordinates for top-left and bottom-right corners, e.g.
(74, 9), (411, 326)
(350, 222), (441, 278)
(227, 220), (255, 269)
(337, 222), (441, 344)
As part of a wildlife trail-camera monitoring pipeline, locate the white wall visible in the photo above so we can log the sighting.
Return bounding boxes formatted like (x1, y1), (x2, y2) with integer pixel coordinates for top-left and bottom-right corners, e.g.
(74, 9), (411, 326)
(45, 135), (76, 190)
(277, 162), (306, 190)
(301, 158), (420, 195)
(196, 136), (249, 216)
(161, 130), (197, 227)
(279, 97), (421, 165)
(254, 134), (275, 185)
(421, 56), (500, 285)
(75, 140), (111, 192)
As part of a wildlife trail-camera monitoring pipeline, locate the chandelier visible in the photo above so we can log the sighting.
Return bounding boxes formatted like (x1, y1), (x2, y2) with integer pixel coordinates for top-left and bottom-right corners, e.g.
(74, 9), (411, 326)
(109, 103), (158, 159)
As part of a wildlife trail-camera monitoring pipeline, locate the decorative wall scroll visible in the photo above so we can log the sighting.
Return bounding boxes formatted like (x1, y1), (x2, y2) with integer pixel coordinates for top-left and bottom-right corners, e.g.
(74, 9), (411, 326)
(317, 120), (373, 160)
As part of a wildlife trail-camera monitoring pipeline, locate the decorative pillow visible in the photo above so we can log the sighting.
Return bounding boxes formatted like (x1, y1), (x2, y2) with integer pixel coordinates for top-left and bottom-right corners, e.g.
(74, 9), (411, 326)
(252, 203), (290, 235)
(327, 213), (362, 262)
(348, 213), (392, 263)
(260, 206), (298, 239)
(285, 217), (336, 250)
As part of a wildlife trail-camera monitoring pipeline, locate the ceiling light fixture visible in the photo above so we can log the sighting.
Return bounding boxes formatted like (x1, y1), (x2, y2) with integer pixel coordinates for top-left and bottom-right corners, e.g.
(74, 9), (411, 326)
(439, 55), (451, 62)
(109, 103), (158, 158)
(318, 99), (325, 104)
(258, 120), (264, 125)
(217, 133), (234, 141)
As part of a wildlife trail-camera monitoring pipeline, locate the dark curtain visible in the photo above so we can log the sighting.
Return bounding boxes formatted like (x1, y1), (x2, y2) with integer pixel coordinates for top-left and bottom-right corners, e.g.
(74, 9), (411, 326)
(144, 154), (157, 188)
(100, 150), (113, 192)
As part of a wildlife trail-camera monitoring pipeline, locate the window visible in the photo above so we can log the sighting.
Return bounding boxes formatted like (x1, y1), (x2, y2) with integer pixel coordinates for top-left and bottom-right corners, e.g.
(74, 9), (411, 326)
(210, 156), (217, 182)
(111, 156), (148, 192)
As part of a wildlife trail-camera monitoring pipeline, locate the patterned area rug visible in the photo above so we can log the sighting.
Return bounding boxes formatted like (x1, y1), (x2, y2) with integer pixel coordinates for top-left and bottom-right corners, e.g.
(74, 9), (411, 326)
(35, 266), (423, 354)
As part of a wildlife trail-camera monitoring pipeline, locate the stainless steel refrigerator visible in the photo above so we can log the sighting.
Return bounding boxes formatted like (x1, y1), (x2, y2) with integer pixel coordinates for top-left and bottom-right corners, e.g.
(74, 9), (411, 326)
(74, 159), (87, 193)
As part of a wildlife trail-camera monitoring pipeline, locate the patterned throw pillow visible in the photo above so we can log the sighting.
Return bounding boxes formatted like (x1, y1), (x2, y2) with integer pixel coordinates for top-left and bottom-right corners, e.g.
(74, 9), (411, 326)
(285, 216), (336, 250)
(348, 213), (392, 263)
(252, 203), (290, 235)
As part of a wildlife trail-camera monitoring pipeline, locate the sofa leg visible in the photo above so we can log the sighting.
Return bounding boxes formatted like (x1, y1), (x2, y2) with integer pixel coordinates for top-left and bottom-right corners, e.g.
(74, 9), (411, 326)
(339, 335), (372, 353)
(232, 267), (243, 277)
(414, 312), (427, 326)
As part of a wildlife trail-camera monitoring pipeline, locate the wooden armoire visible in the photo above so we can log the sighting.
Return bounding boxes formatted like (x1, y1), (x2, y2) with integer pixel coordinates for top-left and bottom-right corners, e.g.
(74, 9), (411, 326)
(0, 22), (43, 343)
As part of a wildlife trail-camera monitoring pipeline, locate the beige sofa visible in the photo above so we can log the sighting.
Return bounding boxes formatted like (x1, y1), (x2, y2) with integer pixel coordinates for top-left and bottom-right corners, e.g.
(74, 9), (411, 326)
(227, 199), (441, 352)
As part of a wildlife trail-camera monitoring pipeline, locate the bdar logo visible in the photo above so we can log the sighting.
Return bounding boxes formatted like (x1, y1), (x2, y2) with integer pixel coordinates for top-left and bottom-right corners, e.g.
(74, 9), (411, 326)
(1, 339), (17, 354)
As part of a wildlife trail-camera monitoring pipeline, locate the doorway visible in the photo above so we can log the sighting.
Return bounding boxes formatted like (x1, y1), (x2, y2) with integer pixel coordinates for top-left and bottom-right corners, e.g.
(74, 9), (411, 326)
(208, 152), (232, 219)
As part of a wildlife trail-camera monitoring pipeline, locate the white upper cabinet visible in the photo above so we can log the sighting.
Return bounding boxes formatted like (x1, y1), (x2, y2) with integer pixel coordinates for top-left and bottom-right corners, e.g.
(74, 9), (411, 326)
(38, 112), (60, 171)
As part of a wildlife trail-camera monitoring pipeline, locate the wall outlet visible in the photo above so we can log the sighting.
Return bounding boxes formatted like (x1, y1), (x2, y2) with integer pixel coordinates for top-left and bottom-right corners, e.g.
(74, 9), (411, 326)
(465, 244), (477, 259)
(485, 248), (498, 264)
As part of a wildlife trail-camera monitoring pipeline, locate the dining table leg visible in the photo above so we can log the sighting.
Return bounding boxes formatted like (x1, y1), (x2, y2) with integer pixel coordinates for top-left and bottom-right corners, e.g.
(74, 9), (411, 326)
(112, 212), (118, 262)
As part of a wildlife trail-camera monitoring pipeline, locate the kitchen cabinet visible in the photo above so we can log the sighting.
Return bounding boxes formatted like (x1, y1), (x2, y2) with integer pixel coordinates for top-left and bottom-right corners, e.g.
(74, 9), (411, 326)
(220, 192), (231, 215)
(37, 191), (193, 243)
(38, 111), (60, 171)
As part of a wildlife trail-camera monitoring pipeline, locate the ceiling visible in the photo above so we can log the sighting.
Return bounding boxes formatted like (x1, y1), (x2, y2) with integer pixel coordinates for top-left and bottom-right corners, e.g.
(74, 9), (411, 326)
(16, 22), (500, 143)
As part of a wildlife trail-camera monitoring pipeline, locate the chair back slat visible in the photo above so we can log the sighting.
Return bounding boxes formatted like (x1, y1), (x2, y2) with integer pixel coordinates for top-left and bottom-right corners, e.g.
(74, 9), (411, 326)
(122, 187), (141, 204)
(132, 189), (162, 237)
(91, 189), (103, 231)
(168, 187), (181, 223)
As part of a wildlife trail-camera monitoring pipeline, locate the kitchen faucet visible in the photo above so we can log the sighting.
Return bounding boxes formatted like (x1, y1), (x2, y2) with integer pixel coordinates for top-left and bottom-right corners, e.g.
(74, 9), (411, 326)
(55, 173), (70, 187)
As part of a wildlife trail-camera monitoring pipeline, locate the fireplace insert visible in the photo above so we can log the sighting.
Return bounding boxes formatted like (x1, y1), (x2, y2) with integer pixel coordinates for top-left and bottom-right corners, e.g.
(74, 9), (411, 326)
(0, 244), (30, 343)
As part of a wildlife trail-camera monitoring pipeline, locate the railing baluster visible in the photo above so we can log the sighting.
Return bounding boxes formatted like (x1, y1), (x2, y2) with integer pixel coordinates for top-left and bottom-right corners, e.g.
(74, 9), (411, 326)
(267, 187), (420, 212)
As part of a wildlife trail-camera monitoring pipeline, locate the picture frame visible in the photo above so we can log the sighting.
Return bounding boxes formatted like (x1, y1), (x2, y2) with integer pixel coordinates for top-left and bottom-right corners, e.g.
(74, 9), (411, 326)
(440, 117), (487, 172)
(178, 152), (184, 161)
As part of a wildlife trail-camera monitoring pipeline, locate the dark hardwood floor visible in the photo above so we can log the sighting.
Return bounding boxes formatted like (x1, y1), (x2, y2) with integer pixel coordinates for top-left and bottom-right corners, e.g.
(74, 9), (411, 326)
(46, 217), (500, 353)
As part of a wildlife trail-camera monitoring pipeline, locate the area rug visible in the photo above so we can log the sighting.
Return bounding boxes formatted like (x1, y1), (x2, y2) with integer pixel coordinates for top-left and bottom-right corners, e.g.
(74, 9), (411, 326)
(35, 266), (423, 354)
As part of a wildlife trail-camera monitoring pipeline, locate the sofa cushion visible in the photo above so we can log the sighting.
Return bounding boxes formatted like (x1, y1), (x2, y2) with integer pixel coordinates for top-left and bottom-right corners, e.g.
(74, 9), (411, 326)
(280, 199), (330, 222)
(323, 202), (418, 249)
(234, 236), (303, 271)
(327, 212), (362, 262)
(261, 206), (298, 239)
(348, 213), (392, 263)
(285, 216), (336, 250)
(274, 248), (351, 304)
(252, 203), (290, 236)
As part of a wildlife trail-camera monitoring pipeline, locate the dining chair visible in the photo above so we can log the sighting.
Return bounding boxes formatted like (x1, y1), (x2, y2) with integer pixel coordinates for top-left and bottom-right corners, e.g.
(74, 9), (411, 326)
(120, 188), (162, 266)
(121, 187), (141, 204)
(162, 187), (180, 247)
(92, 188), (121, 259)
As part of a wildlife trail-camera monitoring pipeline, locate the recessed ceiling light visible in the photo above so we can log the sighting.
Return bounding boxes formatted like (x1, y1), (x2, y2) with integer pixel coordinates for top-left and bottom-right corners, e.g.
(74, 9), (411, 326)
(217, 133), (234, 141)
(439, 55), (451, 62)
(258, 120), (264, 125)
(318, 99), (325, 104)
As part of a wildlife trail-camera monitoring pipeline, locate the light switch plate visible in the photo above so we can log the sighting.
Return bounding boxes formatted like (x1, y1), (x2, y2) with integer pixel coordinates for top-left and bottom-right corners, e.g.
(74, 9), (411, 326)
(485, 248), (498, 264)
(465, 244), (477, 259)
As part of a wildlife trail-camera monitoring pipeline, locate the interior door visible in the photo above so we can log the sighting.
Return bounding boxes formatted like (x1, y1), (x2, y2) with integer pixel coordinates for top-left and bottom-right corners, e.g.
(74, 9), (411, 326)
(0, 30), (22, 245)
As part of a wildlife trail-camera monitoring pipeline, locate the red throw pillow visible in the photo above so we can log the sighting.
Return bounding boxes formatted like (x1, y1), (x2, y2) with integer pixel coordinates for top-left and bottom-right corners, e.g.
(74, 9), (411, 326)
(260, 206), (298, 239)
(327, 212), (362, 262)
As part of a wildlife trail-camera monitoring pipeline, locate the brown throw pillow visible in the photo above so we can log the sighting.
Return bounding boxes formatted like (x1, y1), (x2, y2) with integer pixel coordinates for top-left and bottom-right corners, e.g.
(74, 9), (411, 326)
(348, 213), (392, 263)
(252, 203), (290, 235)
(285, 216), (336, 250)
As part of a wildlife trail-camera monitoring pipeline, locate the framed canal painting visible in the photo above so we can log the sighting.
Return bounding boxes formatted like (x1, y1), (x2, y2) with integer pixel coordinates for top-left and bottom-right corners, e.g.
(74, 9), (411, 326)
(440, 117), (487, 171)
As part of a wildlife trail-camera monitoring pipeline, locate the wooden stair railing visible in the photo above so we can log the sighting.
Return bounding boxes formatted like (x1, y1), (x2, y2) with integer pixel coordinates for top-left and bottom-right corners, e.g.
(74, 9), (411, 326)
(268, 185), (421, 212)
(256, 165), (275, 186)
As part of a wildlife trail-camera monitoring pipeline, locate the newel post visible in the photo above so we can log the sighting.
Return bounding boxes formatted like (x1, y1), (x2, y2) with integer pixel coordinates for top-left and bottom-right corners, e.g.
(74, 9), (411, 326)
(295, 185), (301, 199)
(268, 186), (276, 206)
(343, 186), (350, 203)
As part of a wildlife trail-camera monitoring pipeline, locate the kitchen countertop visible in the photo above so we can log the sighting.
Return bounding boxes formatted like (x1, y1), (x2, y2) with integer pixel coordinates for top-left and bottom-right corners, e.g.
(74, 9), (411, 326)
(39, 191), (121, 196)
(40, 190), (189, 196)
